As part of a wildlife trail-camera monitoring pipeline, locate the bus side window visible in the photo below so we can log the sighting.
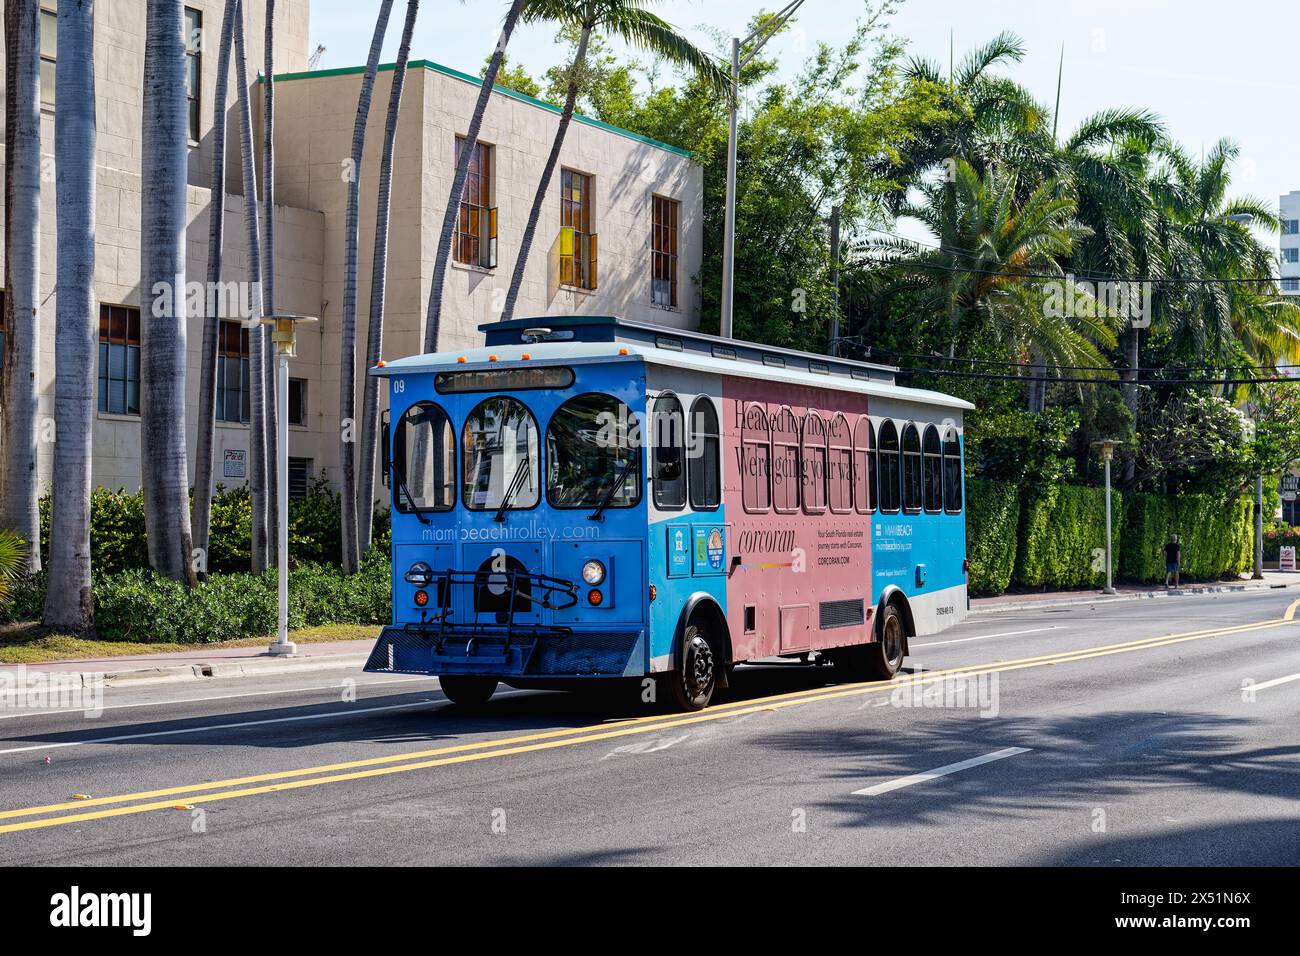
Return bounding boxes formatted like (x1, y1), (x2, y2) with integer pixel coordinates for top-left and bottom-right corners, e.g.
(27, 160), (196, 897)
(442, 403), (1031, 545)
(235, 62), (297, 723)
(828, 413), (852, 514)
(943, 427), (963, 514)
(801, 411), (828, 514)
(688, 397), (721, 510)
(901, 423), (922, 513)
(651, 393), (686, 510)
(742, 402), (771, 512)
(772, 406), (800, 514)
(853, 415), (875, 514)
(923, 424), (943, 514)
(878, 420), (901, 513)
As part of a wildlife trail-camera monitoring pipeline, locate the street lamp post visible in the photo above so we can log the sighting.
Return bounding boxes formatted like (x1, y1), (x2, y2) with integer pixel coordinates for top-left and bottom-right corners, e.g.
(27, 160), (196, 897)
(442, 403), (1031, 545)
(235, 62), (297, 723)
(261, 314), (318, 657)
(1254, 474), (1265, 580)
(720, 0), (808, 339)
(1093, 440), (1119, 595)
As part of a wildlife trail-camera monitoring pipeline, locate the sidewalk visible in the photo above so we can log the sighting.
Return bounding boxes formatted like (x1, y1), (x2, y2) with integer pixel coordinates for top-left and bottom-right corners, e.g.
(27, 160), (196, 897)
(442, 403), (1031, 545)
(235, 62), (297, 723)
(970, 570), (1300, 614)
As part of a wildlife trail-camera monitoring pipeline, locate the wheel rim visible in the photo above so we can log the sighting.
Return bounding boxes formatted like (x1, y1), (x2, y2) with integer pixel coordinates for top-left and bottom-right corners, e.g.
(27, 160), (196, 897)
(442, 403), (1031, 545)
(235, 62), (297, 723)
(883, 615), (904, 666)
(683, 635), (715, 702)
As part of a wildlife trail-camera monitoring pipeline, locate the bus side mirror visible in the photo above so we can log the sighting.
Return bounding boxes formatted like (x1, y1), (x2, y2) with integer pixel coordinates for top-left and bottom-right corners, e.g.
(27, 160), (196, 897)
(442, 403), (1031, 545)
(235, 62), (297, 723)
(381, 410), (391, 489)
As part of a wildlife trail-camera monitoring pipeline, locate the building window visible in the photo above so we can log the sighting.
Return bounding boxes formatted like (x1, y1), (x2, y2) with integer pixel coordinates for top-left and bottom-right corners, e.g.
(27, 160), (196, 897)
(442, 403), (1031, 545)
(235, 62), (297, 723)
(878, 420), (900, 513)
(216, 320), (251, 424)
(772, 406), (800, 514)
(943, 427), (963, 514)
(852, 416), (876, 514)
(827, 413), (853, 514)
(185, 7), (202, 144)
(688, 397), (721, 510)
(288, 458), (313, 499)
(454, 137), (496, 268)
(288, 377), (308, 426)
(741, 402), (771, 513)
(98, 305), (142, 416)
(1284, 248), (1300, 263)
(651, 393), (686, 510)
(652, 195), (679, 308)
(1284, 220), (1300, 236)
(801, 411), (828, 514)
(39, 5), (56, 108)
(1284, 278), (1300, 293)
(560, 169), (597, 290)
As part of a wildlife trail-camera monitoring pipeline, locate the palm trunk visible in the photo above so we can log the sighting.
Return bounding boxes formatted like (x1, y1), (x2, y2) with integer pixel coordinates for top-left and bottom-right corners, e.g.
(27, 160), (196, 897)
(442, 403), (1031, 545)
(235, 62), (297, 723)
(359, 0), (419, 554)
(192, 0), (237, 568)
(42, 0), (96, 630)
(500, 25), (591, 325)
(233, 0), (269, 571)
(1026, 346), (1046, 413)
(140, 0), (197, 585)
(422, 0), (526, 353)
(1123, 325), (1138, 483)
(339, 0), (395, 574)
(1, 0), (42, 572)
(262, 0), (279, 567)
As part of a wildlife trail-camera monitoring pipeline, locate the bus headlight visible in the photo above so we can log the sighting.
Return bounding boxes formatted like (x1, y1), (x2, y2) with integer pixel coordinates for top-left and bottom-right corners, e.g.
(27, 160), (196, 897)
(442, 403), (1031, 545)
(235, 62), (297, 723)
(581, 560), (606, 586)
(404, 561), (434, 587)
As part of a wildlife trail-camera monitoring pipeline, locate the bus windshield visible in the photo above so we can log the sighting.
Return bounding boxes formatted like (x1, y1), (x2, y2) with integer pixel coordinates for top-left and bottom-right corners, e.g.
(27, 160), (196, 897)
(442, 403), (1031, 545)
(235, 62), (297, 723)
(546, 393), (641, 509)
(462, 396), (540, 511)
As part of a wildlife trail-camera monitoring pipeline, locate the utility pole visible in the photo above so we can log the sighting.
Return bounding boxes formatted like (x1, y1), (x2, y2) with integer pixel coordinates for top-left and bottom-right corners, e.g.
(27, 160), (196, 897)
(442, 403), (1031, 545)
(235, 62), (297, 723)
(828, 204), (841, 355)
(720, 0), (809, 339)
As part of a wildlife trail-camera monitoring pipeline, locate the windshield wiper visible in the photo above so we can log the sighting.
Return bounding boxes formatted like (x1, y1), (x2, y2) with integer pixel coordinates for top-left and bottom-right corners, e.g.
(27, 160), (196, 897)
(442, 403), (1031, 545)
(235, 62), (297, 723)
(392, 462), (432, 525)
(588, 457), (638, 522)
(494, 457), (530, 523)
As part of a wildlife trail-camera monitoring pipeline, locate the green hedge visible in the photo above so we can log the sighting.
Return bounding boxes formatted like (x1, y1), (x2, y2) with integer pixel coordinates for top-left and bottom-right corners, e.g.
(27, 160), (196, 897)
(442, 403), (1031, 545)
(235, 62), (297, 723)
(1015, 484), (1120, 589)
(1121, 493), (1253, 583)
(36, 479), (389, 575)
(0, 552), (391, 643)
(965, 478), (1021, 596)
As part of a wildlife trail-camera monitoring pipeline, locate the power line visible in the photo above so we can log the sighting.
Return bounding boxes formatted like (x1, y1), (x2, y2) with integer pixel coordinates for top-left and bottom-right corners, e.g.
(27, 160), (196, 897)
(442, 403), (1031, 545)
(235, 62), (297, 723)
(886, 364), (1297, 386)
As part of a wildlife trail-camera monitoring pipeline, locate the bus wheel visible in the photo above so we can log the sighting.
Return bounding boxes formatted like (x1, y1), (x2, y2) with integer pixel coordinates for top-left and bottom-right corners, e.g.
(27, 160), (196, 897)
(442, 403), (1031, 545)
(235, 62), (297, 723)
(438, 675), (498, 707)
(865, 604), (906, 680)
(663, 622), (717, 712)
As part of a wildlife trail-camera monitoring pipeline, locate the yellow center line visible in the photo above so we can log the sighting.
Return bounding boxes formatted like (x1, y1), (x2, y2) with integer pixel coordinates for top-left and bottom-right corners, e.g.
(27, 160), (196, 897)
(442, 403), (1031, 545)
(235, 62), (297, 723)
(1, 601), (1296, 835)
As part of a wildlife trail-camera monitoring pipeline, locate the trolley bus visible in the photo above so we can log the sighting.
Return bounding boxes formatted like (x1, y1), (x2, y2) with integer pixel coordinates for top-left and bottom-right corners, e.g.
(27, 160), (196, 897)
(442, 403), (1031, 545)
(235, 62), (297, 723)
(365, 315), (972, 711)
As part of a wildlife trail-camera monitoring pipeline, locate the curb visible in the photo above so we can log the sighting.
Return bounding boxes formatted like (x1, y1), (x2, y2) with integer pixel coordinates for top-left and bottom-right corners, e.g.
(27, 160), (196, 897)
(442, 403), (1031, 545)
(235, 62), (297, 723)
(969, 581), (1292, 616)
(6, 652), (372, 688)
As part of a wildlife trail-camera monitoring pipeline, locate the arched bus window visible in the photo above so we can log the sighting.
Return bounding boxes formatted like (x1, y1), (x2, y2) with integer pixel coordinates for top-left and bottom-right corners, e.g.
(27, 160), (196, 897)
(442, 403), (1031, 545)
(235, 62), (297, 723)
(546, 393), (640, 509)
(650, 393), (685, 510)
(944, 426), (963, 514)
(771, 406), (800, 513)
(827, 413), (852, 514)
(395, 401), (455, 512)
(852, 415), (876, 514)
(688, 396), (721, 510)
(902, 423), (922, 513)
(878, 420), (900, 513)
(801, 411), (828, 514)
(462, 396), (540, 511)
(741, 402), (771, 513)
(922, 424), (943, 514)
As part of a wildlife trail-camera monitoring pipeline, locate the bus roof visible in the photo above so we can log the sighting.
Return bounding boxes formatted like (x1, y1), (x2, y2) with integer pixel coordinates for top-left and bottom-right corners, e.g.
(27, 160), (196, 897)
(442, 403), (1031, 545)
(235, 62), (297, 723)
(372, 337), (974, 412)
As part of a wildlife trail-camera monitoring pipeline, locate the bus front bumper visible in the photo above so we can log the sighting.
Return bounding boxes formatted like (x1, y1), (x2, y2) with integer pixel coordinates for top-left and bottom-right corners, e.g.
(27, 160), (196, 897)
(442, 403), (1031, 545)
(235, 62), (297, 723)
(363, 625), (647, 679)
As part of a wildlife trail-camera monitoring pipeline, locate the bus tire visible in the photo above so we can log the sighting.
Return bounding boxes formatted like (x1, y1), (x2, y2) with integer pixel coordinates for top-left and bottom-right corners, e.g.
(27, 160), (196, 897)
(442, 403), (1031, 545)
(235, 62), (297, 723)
(865, 603), (907, 680)
(662, 621), (717, 712)
(438, 675), (498, 707)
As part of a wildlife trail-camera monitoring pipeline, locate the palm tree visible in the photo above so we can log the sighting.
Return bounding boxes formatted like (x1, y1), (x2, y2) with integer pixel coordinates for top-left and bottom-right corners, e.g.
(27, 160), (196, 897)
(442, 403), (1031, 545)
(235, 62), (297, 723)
(42, 0), (97, 631)
(0, 527), (25, 611)
(359, 0), (420, 554)
(140, 0), (198, 585)
(339, 0), (395, 574)
(193, 0), (239, 569)
(499, 0), (729, 324)
(262, 0), (279, 565)
(423, 0), (528, 353)
(877, 158), (1117, 409)
(232, 0), (269, 571)
(1, 0), (43, 573)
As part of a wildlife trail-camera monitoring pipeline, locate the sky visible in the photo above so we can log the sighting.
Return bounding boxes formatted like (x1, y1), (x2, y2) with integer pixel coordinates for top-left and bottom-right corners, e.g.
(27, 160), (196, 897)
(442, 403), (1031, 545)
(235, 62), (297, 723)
(307, 0), (1299, 244)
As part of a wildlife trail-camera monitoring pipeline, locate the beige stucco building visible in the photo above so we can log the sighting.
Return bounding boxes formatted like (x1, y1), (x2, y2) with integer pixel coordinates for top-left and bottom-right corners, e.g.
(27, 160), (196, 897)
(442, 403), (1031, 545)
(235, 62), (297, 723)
(1, 1), (703, 501)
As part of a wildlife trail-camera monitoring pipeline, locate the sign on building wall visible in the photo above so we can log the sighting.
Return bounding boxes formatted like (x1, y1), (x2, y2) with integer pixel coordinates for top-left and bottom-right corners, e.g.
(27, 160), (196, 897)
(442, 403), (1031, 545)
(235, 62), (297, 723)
(223, 449), (247, 479)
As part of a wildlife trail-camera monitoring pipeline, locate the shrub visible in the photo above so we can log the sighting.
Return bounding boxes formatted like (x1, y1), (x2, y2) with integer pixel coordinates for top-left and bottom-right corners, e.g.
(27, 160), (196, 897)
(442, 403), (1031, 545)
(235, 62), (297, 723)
(1122, 492), (1253, 583)
(965, 478), (1020, 596)
(0, 528), (26, 612)
(1015, 484), (1120, 589)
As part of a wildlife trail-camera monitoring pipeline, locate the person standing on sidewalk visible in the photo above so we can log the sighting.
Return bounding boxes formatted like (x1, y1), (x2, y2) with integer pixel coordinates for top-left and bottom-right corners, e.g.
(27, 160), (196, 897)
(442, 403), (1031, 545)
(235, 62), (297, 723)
(1165, 534), (1182, 589)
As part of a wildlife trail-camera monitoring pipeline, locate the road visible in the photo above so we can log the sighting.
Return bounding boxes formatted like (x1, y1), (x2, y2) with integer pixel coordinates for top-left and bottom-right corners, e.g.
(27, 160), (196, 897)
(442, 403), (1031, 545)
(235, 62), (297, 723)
(2, 589), (1299, 865)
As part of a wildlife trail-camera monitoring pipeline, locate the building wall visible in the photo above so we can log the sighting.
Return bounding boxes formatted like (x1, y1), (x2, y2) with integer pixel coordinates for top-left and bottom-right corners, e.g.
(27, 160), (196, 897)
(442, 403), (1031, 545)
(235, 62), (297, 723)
(1282, 191), (1300, 296)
